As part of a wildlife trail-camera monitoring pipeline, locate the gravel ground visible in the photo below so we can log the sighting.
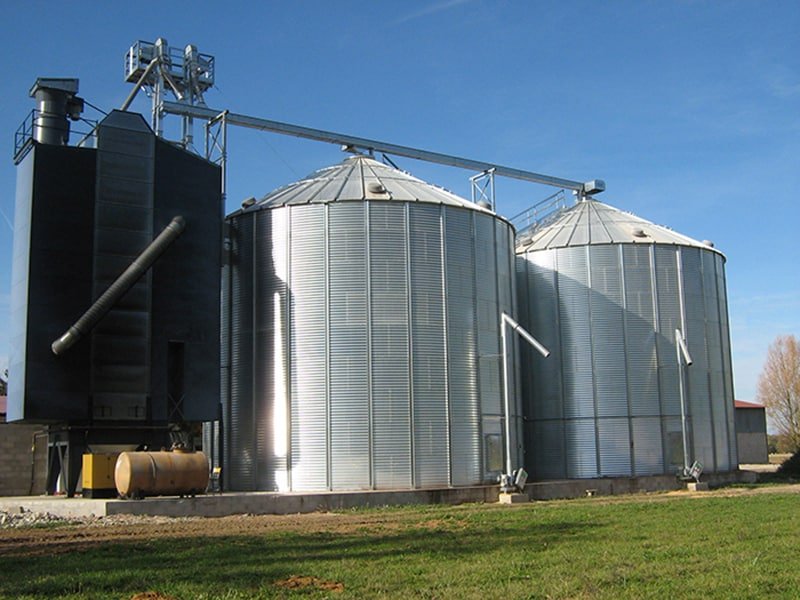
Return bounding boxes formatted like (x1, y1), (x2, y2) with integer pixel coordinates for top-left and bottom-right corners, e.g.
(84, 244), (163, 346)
(0, 506), (196, 530)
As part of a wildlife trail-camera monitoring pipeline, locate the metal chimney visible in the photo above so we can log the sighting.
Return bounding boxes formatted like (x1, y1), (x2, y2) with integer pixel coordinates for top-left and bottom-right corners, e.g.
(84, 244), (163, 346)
(29, 78), (84, 145)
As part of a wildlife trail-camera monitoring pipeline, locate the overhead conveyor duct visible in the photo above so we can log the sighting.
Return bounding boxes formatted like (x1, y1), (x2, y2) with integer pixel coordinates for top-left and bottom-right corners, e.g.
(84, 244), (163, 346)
(119, 39), (605, 209)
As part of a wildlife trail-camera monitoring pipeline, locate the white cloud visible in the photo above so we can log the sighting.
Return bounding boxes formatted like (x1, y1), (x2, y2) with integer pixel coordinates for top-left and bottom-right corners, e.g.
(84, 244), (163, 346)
(394, 0), (476, 25)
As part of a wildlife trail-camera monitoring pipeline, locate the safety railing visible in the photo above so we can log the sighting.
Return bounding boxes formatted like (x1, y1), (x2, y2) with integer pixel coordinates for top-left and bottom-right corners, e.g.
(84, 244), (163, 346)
(510, 189), (571, 238)
(13, 109), (99, 164)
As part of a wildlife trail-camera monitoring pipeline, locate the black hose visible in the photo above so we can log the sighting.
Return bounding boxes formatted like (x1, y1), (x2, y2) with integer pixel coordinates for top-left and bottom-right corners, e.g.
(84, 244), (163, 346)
(51, 216), (186, 355)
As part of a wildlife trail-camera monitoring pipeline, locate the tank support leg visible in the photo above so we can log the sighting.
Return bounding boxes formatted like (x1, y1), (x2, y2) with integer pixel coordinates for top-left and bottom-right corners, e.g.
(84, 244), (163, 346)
(45, 429), (85, 497)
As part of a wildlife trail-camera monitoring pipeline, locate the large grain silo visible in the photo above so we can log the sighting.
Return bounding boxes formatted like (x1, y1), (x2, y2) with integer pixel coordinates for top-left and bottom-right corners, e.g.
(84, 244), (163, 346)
(223, 155), (518, 492)
(516, 199), (736, 480)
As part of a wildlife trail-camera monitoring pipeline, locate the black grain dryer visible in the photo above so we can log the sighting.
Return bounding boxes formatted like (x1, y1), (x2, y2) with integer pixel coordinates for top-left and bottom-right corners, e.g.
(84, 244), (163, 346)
(8, 79), (222, 495)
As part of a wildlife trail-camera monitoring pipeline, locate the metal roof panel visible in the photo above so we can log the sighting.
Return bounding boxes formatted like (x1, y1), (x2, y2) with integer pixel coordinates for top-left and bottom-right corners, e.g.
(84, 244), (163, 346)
(516, 199), (723, 256)
(251, 155), (495, 214)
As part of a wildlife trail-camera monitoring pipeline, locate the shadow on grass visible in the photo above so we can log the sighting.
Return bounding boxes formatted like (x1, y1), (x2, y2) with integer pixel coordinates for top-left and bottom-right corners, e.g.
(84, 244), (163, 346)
(1, 519), (602, 597)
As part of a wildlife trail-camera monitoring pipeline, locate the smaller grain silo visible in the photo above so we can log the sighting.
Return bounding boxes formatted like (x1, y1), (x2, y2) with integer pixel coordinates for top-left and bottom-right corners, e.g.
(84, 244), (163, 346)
(516, 199), (737, 480)
(223, 156), (519, 492)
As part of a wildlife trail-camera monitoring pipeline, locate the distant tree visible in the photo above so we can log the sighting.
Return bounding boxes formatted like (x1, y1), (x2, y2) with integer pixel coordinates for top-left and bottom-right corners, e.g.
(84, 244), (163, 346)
(767, 434), (780, 454)
(768, 433), (795, 454)
(758, 335), (800, 452)
(0, 368), (7, 396)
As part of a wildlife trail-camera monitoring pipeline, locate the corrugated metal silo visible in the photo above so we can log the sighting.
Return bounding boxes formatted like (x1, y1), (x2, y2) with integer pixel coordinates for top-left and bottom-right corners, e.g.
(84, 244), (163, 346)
(224, 156), (518, 491)
(516, 199), (737, 479)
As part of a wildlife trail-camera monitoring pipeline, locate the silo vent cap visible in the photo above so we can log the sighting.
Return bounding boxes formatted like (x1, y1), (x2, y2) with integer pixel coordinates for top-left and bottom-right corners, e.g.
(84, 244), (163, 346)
(632, 228), (648, 238)
(367, 182), (387, 194)
(241, 196), (257, 208)
(702, 240), (715, 247)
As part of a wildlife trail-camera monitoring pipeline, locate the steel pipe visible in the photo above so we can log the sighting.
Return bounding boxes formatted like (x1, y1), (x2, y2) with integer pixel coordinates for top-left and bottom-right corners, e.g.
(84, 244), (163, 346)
(501, 312), (549, 485)
(675, 328), (693, 475)
(120, 59), (159, 112)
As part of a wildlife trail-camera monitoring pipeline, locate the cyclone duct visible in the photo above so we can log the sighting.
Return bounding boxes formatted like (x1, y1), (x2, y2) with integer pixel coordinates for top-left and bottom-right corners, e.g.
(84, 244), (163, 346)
(224, 156), (518, 492)
(516, 199), (737, 479)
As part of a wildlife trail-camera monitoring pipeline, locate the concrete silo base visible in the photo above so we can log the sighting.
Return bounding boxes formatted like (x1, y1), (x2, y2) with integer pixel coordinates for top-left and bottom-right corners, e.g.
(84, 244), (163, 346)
(524, 470), (753, 500)
(0, 470), (757, 519)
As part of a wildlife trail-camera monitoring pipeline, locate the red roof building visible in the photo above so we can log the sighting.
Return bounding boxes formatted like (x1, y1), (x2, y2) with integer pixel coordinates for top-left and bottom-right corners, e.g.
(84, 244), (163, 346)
(734, 400), (768, 464)
(735, 400), (764, 409)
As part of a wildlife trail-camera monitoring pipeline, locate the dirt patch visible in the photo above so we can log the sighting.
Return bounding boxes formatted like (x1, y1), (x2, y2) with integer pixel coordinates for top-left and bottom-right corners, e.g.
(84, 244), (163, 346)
(130, 592), (176, 600)
(0, 512), (358, 558)
(275, 575), (344, 593)
(420, 519), (446, 529)
(418, 518), (467, 530)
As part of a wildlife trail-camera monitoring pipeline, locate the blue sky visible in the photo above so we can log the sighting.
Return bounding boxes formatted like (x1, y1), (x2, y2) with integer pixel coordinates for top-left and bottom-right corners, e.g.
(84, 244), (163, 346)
(0, 1), (798, 409)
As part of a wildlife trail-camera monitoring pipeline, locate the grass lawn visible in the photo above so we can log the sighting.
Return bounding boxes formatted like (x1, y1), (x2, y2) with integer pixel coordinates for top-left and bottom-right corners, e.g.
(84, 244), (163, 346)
(2, 490), (799, 599)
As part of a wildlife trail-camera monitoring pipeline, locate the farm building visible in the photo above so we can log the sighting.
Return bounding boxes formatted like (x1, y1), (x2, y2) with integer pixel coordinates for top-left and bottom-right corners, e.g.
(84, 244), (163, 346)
(734, 400), (769, 464)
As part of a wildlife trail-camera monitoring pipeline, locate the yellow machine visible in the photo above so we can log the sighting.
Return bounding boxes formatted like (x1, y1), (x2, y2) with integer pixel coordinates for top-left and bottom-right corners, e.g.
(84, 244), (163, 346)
(82, 453), (119, 498)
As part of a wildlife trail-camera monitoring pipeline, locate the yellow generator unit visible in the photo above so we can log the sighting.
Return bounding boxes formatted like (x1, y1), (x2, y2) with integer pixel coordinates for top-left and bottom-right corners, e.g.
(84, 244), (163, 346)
(82, 453), (119, 498)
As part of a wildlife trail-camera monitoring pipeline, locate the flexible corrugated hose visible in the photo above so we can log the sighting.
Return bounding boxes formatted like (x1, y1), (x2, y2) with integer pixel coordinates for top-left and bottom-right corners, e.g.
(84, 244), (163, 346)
(51, 215), (186, 356)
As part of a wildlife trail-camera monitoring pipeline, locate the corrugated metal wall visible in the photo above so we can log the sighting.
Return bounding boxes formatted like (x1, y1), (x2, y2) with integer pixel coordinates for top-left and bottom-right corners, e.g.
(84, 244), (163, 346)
(329, 203), (370, 490)
(92, 117), (155, 421)
(289, 206), (328, 491)
(517, 242), (736, 479)
(446, 208), (480, 486)
(225, 201), (515, 491)
(409, 204), (450, 488)
(370, 203), (412, 489)
(228, 215), (254, 487)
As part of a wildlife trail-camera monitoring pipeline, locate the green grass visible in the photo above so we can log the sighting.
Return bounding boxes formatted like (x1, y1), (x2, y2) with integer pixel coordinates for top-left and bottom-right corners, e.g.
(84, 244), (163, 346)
(3, 492), (800, 599)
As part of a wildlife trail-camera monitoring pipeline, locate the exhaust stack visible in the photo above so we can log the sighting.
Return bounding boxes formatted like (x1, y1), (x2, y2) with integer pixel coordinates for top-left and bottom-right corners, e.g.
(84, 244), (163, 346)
(29, 78), (84, 145)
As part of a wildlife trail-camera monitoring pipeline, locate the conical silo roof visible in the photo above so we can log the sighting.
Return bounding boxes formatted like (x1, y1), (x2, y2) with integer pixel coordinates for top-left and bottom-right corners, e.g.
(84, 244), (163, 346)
(250, 155), (494, 213)
(516, 199), (721, 255)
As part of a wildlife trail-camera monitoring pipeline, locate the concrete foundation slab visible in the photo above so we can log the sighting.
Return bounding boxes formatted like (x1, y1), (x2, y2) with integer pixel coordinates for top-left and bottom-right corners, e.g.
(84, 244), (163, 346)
(0, 470), (757, 520)
(686, 482), (710, 492)
(498, 492), (529, 504)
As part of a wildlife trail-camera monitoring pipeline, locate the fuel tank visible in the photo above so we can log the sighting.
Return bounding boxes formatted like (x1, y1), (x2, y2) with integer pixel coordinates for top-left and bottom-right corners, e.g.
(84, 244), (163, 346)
(115, 449), (209, 499)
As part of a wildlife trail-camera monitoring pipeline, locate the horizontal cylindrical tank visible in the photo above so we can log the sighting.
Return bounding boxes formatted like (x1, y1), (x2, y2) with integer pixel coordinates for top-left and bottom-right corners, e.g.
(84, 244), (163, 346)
(114, 450), (209, 498)
(223, 156), (518, 492)
(516, 199), (737, 480)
